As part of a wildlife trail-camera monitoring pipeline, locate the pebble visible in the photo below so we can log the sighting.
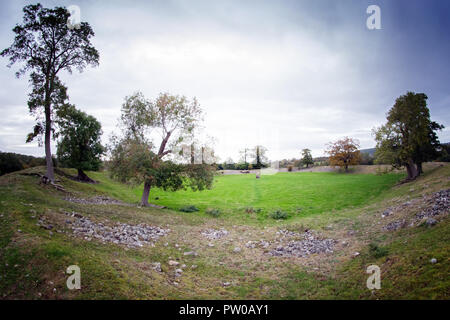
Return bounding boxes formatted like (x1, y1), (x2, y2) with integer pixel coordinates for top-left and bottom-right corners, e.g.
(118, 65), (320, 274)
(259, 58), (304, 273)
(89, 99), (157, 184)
(430, 258), (437, 264)
(233, 247), (241, 253)
(169, 260), (179, 266)
(183, 251), (198, 256)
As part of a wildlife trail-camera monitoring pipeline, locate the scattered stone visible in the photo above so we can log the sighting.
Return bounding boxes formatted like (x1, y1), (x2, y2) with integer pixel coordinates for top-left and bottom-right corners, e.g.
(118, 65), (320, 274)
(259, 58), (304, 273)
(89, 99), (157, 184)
(169, 260), (179, 266)
(383, 219), (407, 231)
(223, 282), (231, 287)
(430, 258), (437, 264)
(183, 251), (198, 256)
(152, 262), (162, 272)
(71, 216), (169, 248)
(207, 243), (215, 247)
(425, 217), (437, 227)
(233, 247), (241, 253)
(181, 264), (186, 269)
(64, 195), (127, 206)
(353, 252), (360, 257)
(201, 228), (229, 240)
(415, 189), (450, 221)
(269, 231), (335, 258)
(381, 209), (393, 218)
(191, 265), (197, 269)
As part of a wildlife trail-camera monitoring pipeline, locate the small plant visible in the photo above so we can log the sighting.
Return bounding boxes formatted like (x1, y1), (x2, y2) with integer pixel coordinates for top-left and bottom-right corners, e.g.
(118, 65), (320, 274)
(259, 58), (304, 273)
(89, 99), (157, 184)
(287, 165), (293, 172)
(245, 207), (254, 214)
(205, 208), (221, 217)
(369, 242), (389, 258)
(179, 205), (199, 213)
(270, 210), (288, 220)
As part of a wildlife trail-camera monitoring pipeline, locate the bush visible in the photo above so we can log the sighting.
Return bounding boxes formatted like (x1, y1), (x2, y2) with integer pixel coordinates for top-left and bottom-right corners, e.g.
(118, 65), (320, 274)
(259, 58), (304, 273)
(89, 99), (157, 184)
(179, 205), (199, 212)
(270, 210), (288, 220)
(205, 208), (221, 217)
(287, 165), (293, 172)
(369, 243), (389, 258)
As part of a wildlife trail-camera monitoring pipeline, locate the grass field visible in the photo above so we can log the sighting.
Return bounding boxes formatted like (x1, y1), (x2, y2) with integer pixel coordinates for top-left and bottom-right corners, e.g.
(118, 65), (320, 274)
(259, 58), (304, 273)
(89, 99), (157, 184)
(86, 171), (404, 223)
(0, 164), (449, 299)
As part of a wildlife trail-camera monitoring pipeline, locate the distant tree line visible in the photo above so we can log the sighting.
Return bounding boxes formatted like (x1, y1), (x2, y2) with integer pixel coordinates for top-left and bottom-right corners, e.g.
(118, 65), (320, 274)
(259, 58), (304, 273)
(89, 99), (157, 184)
(0, 152), (49, 176)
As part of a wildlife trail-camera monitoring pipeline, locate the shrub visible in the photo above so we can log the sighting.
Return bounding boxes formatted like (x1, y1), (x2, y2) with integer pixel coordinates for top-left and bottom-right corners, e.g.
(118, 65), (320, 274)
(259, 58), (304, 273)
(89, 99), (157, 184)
(245, 207), (254, 214)
(179, 205), (199, 213)
(205, 208), (221, 217)
(369, 243), (389, 258)
(270, 210), (288, 220)
(287, 165), (293, 172)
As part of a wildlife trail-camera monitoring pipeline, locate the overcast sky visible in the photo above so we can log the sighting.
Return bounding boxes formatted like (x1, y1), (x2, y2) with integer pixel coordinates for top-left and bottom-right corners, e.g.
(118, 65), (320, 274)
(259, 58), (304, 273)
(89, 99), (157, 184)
(1, 0), (449, 162)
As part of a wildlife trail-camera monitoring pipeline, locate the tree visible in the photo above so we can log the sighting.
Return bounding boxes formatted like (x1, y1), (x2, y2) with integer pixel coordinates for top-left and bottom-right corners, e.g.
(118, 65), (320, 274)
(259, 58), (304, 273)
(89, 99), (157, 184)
(300, 148), (314, 168)
(239, 147), (250, 169)
(326, 137), (361, 172)
(251, 145), (268, 169)
(1, 4), (99, 182)
(373, 92), (444, 180)
(109, 92), (214, 207)
(56, 105), (104, 182)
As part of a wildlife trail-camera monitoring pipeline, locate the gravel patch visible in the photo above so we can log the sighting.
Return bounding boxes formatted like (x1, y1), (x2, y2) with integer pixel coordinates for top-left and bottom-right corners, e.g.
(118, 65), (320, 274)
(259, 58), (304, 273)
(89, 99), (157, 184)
(269, 231), (335, 258)
(70, 213), (169, 247)
(383, 189), (449, 231)
(415, 189), (449, 220)
(65, 195), (128, 206)
(201, 228), (229, 240)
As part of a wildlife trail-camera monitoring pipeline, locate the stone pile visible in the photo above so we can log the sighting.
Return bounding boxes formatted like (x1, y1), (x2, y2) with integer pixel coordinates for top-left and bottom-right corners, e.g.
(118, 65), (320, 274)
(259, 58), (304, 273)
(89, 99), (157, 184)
(70, 214), (169, 247)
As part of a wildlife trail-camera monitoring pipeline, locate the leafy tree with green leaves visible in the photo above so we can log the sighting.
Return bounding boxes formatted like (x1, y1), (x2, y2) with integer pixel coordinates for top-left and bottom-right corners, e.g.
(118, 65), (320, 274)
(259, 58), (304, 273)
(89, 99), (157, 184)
(373, 92), (444, 180)
(109, 92), (214, 207)
(300, 148), (314, 168)
(56, 105), (104, 182)
(1, 3), (99, 182)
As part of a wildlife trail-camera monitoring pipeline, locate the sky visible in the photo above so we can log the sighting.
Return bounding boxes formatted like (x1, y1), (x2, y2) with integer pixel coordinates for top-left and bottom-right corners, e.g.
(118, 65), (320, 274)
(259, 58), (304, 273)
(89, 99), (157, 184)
(0, 0), (449, 162)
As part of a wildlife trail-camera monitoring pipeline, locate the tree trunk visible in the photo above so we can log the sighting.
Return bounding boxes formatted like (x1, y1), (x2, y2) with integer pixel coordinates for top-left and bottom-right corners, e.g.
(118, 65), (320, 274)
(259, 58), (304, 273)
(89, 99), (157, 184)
(44, 105), (54, 182)
(417, 162), (423, 175)
(76, 168), (95, 183)
(405, 159), (418, 180)
(140, 181), (151, 206)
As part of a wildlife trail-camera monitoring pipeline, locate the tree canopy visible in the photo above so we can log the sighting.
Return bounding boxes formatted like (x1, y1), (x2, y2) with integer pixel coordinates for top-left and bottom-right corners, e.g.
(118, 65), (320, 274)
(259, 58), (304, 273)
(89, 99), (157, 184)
(326, 137), (361, 172)
(373, 91), (444, 180)
(300, 148), (314, 168)
(56, 105), (104, 182)
(109, 92), (214, 207)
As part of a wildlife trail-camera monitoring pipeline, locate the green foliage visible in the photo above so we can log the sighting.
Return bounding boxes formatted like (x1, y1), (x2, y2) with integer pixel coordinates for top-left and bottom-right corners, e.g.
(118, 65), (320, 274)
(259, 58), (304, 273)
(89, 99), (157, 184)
(301, 149), (314, 167)
(374, 92), (444, 178)
(368, 243), (389, 258)
(179, 205), (199, 212)
(205, 208), (221, 217)
(56, 105), (104, 173)
(270, 210), (288, 220)
(251, 145), (268, 169)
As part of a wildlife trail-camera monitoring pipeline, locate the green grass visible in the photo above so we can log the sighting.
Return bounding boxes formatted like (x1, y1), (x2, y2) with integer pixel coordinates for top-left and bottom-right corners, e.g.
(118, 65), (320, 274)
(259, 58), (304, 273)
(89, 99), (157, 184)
(0, 164), (448, 299)
(89, 171), (403, 222)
